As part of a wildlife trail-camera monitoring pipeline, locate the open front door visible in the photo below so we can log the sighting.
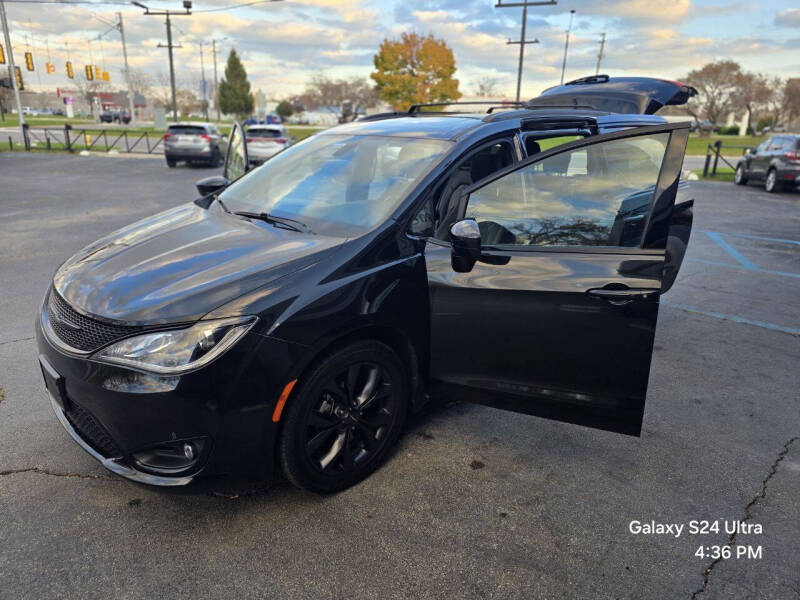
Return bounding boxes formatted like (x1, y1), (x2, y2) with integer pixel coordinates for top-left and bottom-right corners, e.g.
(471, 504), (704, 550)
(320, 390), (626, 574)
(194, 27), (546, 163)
(426, 123), (691, 436)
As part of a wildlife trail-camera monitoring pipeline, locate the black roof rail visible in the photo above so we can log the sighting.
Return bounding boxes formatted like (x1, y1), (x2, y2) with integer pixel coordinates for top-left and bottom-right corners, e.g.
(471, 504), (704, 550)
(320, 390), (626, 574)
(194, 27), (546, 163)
(523, 103), (600, 111)
(409, 101), (526, 114)
(357, 112), (406, 122)
(564, 74), (610, 86)
(520, 116), (598, 135)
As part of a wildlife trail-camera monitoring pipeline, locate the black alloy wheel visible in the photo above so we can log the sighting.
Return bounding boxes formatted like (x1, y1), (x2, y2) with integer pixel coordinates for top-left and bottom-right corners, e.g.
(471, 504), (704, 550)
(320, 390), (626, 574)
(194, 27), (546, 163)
(279, 341), (408, 493)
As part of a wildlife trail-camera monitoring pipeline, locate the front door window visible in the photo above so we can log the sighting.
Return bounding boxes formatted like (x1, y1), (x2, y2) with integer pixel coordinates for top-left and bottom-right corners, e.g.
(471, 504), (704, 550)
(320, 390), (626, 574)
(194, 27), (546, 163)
(465, 132), (670, 248)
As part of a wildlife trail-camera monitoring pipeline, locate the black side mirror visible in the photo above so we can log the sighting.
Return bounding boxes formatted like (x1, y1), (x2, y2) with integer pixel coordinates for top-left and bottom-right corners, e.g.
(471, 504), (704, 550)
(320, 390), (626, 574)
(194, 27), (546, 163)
(196, 175), (228, 197)
(450, 219), (481, 273)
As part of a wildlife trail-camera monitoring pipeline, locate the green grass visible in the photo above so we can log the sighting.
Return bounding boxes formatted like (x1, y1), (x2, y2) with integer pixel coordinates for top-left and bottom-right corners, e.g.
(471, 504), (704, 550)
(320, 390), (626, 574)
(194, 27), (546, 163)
(685, 134), (767, 156)
(690, 166), (736, 182)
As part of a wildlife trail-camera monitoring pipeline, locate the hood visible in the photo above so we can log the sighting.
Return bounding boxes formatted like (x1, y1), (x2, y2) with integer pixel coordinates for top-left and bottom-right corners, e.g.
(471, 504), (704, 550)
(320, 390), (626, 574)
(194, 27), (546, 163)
(53, 203), (343, 324)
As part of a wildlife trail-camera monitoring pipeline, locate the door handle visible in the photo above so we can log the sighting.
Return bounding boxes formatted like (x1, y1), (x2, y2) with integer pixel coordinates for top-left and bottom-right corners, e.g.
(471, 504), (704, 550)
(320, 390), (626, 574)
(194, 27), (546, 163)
(587, 287), (656, 305)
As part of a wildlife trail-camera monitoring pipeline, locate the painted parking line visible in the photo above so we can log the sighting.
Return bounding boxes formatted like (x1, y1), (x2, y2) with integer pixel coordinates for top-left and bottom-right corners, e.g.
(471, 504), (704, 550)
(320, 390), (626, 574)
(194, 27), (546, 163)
(688, 230), (800, 279)
(686, 258), (800, 280)
(698, 230), (800, 246)
(704, 231), (759, 269)
(661, 301), (800, 336)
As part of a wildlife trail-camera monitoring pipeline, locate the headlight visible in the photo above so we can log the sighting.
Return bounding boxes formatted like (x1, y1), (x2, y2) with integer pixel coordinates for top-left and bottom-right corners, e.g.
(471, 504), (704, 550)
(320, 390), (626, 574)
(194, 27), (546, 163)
(92, 316), (256, 375)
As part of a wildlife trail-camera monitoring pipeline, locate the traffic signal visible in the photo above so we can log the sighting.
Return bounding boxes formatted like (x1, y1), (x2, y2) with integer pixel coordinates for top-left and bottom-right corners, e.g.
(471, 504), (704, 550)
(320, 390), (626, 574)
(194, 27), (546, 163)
(66, 61), (74, 79)
(94, 65), (100, 80)
(24, 52), (34, 72)
(85, 64), (93, 80)
(46, 62), (55, 74)
(0, 43), (5, 65)
(102, 71), (109, 82)
(14, 66), (24, 91)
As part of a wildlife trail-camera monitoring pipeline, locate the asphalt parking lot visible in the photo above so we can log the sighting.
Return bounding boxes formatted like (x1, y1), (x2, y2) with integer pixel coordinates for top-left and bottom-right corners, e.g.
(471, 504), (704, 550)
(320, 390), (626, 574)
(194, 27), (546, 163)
(1, 152), (798, 599)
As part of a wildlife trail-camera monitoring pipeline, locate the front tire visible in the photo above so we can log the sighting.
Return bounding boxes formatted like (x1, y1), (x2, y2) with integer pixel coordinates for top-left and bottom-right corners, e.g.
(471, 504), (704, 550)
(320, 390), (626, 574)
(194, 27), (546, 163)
(279, 340), (408, 494)
(765, 168), (780, 193)
(166, 157), (177, 168)
(734, 164), (748, 185)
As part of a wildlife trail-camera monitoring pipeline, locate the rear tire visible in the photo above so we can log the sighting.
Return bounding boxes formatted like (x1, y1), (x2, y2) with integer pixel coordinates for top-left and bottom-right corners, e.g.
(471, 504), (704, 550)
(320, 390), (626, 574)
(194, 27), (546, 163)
(765, 168), (781, 193)
(734, 164), (748, 185)
(166, 158), (177, 168)
(279, 340), (408, 494)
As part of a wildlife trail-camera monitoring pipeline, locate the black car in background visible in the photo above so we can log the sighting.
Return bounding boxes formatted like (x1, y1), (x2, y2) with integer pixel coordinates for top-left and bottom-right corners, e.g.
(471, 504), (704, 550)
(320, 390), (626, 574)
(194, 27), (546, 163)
(98, 111), (131, 124)
(37, 76), (697, 493)
(734, 134), (800, 192)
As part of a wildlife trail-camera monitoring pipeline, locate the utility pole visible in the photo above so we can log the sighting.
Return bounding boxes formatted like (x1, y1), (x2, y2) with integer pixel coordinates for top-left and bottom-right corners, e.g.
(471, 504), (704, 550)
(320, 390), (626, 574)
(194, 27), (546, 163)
(133, 1), (192, 123)
(117, 13), (136, 125)
(595, 32), (605, 75)
(0, 0), (25, 144)
(560, 9), (576, 85)
(496, 1), (556, 102)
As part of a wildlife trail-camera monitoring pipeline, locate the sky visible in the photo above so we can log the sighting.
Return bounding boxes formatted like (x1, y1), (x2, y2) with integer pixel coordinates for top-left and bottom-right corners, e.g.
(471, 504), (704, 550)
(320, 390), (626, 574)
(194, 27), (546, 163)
(3, 0), (799, 101)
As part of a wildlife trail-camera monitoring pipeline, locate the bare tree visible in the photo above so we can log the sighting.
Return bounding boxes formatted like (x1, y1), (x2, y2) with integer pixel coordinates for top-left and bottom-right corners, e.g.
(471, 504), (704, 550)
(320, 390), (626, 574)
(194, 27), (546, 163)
(732, 72), (772, 134)
(782, 78), (800, 126)
(684, 60), (743, 127)
(472, 76), (500, 97)
(304, 74), (377, 121)
(127, 68), (152, 99)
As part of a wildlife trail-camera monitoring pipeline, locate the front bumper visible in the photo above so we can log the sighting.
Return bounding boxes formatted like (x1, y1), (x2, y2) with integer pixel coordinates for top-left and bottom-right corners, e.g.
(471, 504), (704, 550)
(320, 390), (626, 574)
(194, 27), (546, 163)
(48, 394), (194, 486)
(36, 311), (301, 486)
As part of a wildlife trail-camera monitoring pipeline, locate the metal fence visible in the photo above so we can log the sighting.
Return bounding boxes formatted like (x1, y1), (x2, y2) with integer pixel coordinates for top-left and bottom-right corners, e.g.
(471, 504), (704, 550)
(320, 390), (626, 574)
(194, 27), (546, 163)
(702, 140), (752, 177)
(17, 125), (164, 155)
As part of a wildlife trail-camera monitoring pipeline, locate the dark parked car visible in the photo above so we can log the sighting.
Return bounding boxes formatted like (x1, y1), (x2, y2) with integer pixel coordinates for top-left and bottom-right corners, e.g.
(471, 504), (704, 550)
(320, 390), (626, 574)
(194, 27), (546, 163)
(37, 76), (696, 493)
(734, 134), (800, 192)
(163, 122), (226, 168)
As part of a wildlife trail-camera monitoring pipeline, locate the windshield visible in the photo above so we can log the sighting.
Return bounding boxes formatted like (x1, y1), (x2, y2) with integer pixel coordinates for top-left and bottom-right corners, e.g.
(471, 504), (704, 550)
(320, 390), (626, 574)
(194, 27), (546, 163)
(219, 134), (452, 236)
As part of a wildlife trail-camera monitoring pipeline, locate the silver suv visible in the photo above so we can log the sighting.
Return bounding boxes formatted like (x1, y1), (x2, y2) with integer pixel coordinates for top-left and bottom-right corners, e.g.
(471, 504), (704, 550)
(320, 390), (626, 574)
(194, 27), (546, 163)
(163, 123), (226, 168)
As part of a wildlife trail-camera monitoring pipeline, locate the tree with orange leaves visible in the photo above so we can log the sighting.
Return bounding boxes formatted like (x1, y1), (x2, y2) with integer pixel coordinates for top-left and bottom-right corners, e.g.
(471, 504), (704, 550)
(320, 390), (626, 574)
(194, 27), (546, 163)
(371, 32), (461, 111)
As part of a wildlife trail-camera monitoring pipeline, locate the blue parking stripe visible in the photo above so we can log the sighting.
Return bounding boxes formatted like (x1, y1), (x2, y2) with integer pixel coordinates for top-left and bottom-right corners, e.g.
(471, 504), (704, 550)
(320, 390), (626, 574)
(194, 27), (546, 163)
(698, 230), (800, 246)
(686, 258), (800, 279)
(704, 231), (759, 270)
(661, 301), (800, 335)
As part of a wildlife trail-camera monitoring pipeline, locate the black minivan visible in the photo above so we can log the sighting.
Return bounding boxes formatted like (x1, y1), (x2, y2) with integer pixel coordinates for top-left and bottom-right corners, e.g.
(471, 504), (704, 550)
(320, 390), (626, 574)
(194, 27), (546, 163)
(37, 76), (697, 493)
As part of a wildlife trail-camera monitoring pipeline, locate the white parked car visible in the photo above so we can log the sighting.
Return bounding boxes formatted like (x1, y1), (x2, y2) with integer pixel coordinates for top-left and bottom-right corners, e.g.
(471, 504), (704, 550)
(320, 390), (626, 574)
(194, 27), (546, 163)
(245, 125), (290, 164)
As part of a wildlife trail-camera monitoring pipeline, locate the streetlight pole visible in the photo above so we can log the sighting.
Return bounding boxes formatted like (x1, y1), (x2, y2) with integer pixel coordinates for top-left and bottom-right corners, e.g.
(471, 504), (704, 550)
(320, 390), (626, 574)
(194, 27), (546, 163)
(0, 0), (25, 143)
(211, 38), (225, 122)
(133, 1), (192, 123)
(560, 9), (575, 85)
(496, 1), (556, 103)
(197, 41), (208, 121)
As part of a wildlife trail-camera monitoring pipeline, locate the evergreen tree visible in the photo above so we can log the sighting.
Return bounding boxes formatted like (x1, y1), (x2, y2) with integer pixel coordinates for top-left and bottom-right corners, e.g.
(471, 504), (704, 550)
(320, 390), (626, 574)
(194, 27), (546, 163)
(218, 49), (254, 120)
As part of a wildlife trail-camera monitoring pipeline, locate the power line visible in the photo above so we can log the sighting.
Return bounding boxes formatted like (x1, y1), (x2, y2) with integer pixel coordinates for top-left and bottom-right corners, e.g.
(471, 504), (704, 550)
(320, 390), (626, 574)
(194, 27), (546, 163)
(192, 0), (282, 13)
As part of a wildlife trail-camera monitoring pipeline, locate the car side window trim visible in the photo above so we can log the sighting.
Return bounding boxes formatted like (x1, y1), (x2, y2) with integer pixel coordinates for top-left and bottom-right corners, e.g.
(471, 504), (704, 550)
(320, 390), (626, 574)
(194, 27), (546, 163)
(462, 122), (690, 197)
(457, 122), (689, 252)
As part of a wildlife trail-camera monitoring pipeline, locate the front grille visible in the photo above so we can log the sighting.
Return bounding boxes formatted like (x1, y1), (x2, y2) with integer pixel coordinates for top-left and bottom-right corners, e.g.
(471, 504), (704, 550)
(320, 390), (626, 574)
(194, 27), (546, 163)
(46, 289), (144, 352)
(66, 402), (123, 458)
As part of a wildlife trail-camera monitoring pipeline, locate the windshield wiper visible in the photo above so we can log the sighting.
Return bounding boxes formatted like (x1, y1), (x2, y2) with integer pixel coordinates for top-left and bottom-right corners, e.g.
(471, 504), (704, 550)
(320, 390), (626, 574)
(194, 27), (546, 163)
(233, 211), (312, 233)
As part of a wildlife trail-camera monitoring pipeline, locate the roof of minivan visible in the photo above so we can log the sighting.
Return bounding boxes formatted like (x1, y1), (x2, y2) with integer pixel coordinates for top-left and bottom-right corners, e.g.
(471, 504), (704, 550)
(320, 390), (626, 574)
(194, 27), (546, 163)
(327, 109), (670, 141)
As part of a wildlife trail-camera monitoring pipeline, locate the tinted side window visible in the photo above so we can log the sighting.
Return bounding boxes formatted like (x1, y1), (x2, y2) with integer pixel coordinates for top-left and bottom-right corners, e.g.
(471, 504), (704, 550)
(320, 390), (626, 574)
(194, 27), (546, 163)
(465, 132), (670, 248)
